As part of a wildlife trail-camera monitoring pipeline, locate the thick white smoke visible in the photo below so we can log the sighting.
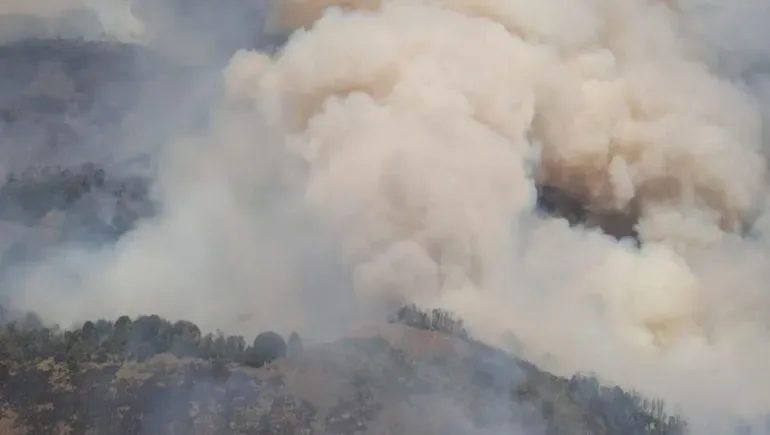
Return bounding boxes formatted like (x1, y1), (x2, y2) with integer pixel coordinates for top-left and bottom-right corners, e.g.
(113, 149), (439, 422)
(223, 0), (770, 430)
(8, 0), (770, 432)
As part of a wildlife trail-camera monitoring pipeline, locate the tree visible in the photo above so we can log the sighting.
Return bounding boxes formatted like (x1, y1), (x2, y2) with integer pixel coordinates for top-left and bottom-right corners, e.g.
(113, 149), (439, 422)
(19, 312), (43, 330)
(213, 333), (227, 358)
(82, 321), (96, 340)
(246, 331), (286, 368)
(130, 315), (173, 356)
(110, 315), (132, 354)
(170, 320), (201, 357)
(287, 332), (302, 358)
(225, 335), (245, 356)
(115, 315), (132, 334)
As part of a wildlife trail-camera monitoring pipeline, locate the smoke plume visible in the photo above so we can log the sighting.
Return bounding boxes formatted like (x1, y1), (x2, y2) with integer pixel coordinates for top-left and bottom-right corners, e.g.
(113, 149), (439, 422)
(0, 0), (145, 42)
(6, 0), (770, 432)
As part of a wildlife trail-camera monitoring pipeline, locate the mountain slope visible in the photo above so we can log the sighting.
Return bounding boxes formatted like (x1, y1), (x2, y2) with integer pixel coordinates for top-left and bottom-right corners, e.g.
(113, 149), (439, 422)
(0, 308), (685, 435)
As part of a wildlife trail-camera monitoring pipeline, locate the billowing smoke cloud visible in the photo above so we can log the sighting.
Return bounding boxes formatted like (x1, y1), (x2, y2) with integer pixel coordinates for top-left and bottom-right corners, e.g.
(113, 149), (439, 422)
(224, 0), (770, 430)
(7, 0), (770, 432)
(0, 0), (145, 42)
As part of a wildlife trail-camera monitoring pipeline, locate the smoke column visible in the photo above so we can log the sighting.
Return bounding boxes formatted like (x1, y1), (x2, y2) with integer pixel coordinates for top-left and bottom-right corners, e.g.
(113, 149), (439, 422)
(226, 0), (770, 430)
(9, 0), (770, 432)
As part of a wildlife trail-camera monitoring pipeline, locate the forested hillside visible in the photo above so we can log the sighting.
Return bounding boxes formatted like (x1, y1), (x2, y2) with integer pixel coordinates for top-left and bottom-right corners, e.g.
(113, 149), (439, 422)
(0, 304), (685, 435)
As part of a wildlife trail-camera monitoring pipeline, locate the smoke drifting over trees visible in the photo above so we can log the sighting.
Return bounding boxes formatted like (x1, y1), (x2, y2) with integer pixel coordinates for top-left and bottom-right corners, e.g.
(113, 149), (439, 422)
(2, 0), (770, 433)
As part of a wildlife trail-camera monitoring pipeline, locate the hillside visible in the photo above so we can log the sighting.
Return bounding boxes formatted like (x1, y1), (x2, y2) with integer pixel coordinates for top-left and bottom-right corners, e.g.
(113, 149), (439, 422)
(0, 306), (685, 435)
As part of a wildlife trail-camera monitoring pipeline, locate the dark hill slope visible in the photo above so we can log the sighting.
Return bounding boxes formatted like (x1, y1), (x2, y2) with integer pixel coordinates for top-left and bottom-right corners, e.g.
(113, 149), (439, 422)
(0, 307), (685, 435)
